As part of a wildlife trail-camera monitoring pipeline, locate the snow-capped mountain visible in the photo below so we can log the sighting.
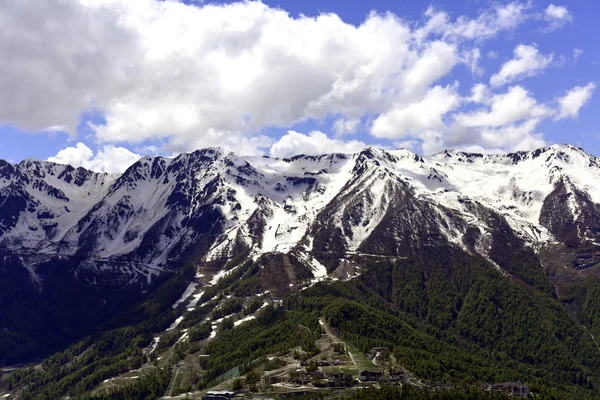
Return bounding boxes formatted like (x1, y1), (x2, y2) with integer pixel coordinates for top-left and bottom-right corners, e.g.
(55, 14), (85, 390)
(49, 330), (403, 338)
(2, 144), (600, 288)
(4, 142), (600, 369)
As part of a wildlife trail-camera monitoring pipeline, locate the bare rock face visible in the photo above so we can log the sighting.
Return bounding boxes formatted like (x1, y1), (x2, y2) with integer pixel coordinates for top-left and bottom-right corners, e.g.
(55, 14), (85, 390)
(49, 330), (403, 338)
(2, 144), (600, 282)
(3, 143), (600, 364)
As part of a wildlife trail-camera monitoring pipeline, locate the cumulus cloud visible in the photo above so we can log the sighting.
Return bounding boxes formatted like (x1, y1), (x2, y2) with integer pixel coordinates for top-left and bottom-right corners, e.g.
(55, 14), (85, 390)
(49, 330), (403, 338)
(554, 83), (596, 120)
(473, 118), (546, 150)
(456, 86), (550, 127)
(372, 85), (460, 139)
(461, 48), (483, 76)
(269, 131), (368, 158)
(490, 44), (553, 87)
(332, 118), (360, 136)
(0, 0), (591, 158)
(468, 83), (491, 104)
(573, 48), (583, 59)
(2, 0), (423, 155)
(382, 80), (593, 155)
(426, 86), (550, 154)
(48, 143), (141, 173)
(47, 143), (94, 168)
(543, 4), (572, 31)
(415, 2), (531, 42)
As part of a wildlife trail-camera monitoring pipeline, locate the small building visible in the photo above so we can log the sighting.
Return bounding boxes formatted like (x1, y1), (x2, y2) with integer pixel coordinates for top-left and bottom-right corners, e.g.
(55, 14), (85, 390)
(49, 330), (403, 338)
(323, 371), (353, 387)
(203, 391), (235, 400)
(359, 370), (384, 382)
(432, 382), (454, 391)
(389, 371), (410, 385)
(280, 391), (309, 397)
(368, 347), (389, 364)
(288, 370), (311, 385)
(483, 382), (530, 397)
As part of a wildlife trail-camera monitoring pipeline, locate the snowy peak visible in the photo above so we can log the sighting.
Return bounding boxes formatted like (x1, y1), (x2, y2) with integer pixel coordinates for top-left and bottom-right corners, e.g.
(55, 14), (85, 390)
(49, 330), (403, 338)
(2, 144), (600, 285)
(423, 145), (600, 225)
(431, 144), (593, 165)
(0, 159), (116, 248)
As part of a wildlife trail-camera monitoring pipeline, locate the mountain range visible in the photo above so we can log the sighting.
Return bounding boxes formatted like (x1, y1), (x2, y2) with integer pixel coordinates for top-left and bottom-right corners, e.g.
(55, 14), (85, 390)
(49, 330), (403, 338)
(2, 143), (600, 399)
(4, 144), (600, 275)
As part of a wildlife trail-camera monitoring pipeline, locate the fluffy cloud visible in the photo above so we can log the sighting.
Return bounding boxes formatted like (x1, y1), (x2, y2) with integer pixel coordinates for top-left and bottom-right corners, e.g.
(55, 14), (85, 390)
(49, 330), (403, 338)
(544, 4), (572, 31)
(461, 48), (483, 76)
(554, 83), (596, 120)
(372, 85), (460, 139)
(2, 0), (423, 155)
(0, 0), (589, 158)
(472, 118), (546, 150)
(573, 48), (584, 59)
(332, 118), (360, 136)
(490, 45), (553, 87)
(387, 79), (593, 155)
(416, 85), (550, 154)
(270, 131), (368, 158)
(48, 143), (141, 174)
(415, 2), (531, 42)
(486, 50), (499, 59)
(455, 86), (550, 127)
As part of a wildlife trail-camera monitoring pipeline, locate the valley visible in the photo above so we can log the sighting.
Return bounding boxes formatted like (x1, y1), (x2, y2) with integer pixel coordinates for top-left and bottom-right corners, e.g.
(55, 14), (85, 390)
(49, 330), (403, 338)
(2, 144), (600, 398)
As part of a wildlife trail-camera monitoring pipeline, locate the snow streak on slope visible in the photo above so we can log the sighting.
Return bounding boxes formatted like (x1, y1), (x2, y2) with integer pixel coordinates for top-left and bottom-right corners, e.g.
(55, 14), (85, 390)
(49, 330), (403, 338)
(0, 159), (117, 251)
(3, 144), (600, 286)
(201, 152), (356, 262)
(253, 154), (355, 254)
(426, 145), (600, 224)
(381, 144), (600, 248)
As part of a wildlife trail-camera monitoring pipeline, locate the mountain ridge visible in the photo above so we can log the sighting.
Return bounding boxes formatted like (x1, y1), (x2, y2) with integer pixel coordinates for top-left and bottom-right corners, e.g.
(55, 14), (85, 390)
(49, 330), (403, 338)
(3, 143), (600, 399)
(3, 143), (600, 276)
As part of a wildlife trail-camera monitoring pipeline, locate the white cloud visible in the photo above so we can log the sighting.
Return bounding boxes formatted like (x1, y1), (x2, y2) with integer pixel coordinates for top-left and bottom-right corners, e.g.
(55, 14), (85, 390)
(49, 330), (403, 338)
(372, 85), (460, 139)
(0, 0), (539, 155)
(477, 118), (546, 150)
(432, 85), (550, 155)
(401, 41), (457, 94)
(490, 44), (553, 87)
(0, 0), (588, 159)
(47, 143), (94, 168)
(455, 86), (550, 127)
(332, 117), (360, 136)
(387, 80), (592, 155)
(393, 139), (420, 152)
(545, 4), (571, 20)
(573, 48), (583, 59)
(544, 4), (572, 31)
(433, 116), (546, 156)
(2, 0), (422, 155)
(48, 142), (141, 173)
(269, 131), (368, 158)
(486, 50), (499, 59)
(461, 48), (483, 75)
(415, 2), (531, 42)
(554, 83), (596, 120)
(468, 83), (491, 104)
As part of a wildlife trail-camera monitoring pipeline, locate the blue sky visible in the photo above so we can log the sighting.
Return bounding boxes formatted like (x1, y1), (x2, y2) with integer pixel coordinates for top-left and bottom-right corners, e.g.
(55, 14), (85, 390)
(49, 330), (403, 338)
(0, 0), (597, 172)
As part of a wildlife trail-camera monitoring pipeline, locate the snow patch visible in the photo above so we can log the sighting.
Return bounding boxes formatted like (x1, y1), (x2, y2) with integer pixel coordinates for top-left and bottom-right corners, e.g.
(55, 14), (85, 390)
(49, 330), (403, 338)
(172, 282), (197, 309)
(166, 316), (184, 331)
(187, 290), (205, 310)
(234, 315), (256, 326)
(176, 331), (189, 344)
(149, 336), (160, 354)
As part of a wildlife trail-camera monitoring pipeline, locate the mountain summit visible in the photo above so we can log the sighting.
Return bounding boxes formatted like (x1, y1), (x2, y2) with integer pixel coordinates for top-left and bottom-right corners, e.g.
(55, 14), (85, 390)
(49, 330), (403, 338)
(2, 144), (600, 278)
(3, 144), (600, 399)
